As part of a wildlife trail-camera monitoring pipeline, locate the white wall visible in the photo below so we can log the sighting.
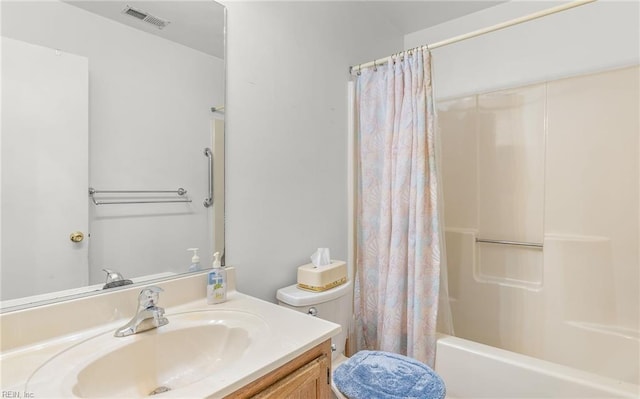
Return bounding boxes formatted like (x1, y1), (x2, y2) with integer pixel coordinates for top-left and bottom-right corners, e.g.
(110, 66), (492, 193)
(2, 1), (224, 285)
(405, 0), (640, 99)
(223, 1), (403, 301)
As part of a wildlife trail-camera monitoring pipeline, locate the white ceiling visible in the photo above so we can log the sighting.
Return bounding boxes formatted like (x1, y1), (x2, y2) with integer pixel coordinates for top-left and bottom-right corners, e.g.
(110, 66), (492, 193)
(358, 1), (504, 35)
(64, 1), (503, 59)
(65, 1), (225, 58)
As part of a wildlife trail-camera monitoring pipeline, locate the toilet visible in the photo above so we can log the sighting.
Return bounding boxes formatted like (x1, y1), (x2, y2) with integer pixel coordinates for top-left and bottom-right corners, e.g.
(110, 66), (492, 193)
(277, 278), (446, 399)
(276, 280), (353, 398)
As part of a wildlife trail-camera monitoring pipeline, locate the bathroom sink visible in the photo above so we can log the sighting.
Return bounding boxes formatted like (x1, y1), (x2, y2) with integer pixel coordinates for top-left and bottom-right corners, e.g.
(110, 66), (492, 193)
(73, 324), (246, 397)
(26, 310), (269, 398)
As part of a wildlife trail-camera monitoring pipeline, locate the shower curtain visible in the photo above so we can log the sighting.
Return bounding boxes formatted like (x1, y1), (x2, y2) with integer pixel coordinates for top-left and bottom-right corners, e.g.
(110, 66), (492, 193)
(353, 47), (451, 367)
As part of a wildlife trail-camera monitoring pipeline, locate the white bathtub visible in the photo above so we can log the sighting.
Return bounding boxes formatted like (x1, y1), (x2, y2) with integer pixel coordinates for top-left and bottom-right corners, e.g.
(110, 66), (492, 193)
(435, 334), (640, 398)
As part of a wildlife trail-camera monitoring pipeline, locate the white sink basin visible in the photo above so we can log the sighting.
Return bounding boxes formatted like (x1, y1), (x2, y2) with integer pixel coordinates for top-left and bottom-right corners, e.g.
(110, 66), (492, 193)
(26, 310), (269, 398)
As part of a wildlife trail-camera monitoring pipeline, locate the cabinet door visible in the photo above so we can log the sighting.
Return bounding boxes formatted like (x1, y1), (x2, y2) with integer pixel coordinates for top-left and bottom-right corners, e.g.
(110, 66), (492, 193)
(251, 354), (330, 399)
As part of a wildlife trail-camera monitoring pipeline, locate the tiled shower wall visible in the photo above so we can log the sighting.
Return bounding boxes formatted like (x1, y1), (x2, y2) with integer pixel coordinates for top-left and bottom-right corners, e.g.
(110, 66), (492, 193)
(437, 65), (639, 384)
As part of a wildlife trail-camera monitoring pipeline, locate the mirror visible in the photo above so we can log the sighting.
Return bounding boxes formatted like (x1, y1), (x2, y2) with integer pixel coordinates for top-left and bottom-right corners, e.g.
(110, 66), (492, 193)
(0, 0), (226, 312)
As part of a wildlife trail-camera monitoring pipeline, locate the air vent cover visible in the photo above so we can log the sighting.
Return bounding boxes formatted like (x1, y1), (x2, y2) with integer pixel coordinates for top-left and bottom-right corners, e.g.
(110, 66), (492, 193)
(122, 5), (170, 29)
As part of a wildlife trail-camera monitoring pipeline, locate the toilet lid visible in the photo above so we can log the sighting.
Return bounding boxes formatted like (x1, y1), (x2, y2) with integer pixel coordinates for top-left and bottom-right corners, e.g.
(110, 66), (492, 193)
(276, 280), (352, 307)
(333, 351), (446, 399)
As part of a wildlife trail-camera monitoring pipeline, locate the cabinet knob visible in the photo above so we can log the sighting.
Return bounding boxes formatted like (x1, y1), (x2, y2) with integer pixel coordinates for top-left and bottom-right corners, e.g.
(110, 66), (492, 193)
(308, 307), (318, 316)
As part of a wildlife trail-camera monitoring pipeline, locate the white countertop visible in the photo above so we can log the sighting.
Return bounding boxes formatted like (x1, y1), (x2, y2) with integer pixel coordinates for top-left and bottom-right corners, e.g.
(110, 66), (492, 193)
(0, 269), (341, 398)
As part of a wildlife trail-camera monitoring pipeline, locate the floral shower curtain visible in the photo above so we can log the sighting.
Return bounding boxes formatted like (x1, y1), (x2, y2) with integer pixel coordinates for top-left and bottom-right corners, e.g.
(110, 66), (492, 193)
(353, 47), (449, 367)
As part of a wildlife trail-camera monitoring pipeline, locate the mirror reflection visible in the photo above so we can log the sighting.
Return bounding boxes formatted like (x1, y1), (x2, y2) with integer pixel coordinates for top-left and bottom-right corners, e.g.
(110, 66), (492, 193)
(1, 0), (226, 310)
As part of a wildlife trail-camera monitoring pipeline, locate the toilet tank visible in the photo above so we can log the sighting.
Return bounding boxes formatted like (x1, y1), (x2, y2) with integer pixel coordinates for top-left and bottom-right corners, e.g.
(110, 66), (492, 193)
(277, 280), (352, 359)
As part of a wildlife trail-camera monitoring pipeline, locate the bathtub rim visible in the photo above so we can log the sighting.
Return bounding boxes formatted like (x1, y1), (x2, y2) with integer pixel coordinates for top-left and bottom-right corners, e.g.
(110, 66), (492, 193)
(435, 333), (639, 398)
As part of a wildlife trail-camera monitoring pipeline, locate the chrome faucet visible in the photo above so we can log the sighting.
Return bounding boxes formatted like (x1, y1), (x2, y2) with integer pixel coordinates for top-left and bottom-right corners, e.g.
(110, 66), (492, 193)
(114, 286), (169, 337)
(102, 268), (133, 290)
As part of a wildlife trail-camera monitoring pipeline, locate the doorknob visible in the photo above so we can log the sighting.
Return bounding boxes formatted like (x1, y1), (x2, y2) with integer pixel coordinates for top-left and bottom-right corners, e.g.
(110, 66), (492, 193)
(70, 231), (84, 243)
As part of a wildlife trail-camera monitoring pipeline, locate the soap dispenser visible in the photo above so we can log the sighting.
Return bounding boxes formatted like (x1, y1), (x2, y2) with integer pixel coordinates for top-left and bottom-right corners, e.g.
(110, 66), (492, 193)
(207, 252), (227, 304)
(187, 248), (201, 272)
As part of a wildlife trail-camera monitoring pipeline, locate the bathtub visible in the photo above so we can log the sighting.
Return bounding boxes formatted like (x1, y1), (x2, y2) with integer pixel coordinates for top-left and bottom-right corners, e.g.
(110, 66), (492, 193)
(435, 334), (639, 398)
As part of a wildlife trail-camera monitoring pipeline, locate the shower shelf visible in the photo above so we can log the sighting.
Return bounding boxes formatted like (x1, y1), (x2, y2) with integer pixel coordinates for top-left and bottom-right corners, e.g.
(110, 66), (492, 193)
(475, 238), (543, 249)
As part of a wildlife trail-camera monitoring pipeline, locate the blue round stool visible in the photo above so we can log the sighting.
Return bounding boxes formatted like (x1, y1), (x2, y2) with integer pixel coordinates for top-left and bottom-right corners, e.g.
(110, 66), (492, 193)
(333, 350), (446, 399)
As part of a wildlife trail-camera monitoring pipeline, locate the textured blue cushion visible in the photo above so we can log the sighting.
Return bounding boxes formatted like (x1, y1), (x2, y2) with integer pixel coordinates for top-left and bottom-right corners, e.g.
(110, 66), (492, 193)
(333, 350), (446, 399)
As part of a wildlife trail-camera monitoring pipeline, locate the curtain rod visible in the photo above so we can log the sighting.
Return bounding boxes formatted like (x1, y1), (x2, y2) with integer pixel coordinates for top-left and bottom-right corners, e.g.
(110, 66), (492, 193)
(349, 0), (597, 74)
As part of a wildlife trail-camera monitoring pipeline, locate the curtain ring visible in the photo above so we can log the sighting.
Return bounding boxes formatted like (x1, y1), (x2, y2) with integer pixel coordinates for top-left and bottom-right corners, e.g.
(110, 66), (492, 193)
(357, 64), (362, 76)
(373, 59), (377, 72)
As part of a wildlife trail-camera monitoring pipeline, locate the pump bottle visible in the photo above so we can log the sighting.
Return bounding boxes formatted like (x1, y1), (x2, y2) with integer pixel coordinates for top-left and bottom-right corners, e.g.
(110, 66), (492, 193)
(187, 248), (201, 272)
(207, 252), (227, 304)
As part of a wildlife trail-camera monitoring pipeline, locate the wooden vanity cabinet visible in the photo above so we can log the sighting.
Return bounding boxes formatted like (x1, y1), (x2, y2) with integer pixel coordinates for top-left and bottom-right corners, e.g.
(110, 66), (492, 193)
(225, 340), (332, 399)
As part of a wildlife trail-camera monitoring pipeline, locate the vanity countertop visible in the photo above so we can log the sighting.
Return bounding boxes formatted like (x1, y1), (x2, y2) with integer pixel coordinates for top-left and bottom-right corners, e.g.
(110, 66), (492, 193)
(0, 269), (341, 398)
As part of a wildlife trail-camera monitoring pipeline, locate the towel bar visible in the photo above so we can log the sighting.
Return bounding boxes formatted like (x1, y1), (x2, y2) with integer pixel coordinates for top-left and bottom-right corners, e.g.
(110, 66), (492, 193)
(88, 187), (192, 205)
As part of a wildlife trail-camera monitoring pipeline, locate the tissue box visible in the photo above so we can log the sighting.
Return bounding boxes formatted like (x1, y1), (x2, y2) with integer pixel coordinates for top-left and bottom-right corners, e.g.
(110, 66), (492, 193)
(297, 260), (347, 292)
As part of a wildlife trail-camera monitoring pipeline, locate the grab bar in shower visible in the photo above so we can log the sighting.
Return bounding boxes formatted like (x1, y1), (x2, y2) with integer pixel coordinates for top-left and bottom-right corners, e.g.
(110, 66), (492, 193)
(203, 147), (213, 208)
(88, 187), (192, 205)
(475, 238), (543, 249)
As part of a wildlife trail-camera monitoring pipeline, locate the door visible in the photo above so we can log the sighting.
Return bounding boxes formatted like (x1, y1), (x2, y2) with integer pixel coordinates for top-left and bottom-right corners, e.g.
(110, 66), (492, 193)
(1, 37), (89, 301)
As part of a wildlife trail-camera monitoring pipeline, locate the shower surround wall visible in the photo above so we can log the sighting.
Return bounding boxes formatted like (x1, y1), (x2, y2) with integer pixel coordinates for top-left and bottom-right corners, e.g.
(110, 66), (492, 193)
(437, 66), (639, 384)
(406, 0), (640, 386)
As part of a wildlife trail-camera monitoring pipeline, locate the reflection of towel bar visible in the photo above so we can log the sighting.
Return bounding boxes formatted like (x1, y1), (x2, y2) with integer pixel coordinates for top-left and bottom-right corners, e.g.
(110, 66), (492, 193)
(476, 238), (543, 249)
(88, 187), (192, 205)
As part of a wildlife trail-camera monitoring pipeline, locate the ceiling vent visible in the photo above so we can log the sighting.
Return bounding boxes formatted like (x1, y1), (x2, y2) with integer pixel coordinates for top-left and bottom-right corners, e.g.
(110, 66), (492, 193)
(121, 5), (170, 30)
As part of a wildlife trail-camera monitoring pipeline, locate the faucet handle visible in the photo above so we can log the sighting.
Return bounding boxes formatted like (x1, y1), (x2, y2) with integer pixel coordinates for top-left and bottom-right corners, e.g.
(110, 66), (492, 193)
(139, 286), (164, 308)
